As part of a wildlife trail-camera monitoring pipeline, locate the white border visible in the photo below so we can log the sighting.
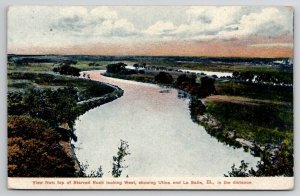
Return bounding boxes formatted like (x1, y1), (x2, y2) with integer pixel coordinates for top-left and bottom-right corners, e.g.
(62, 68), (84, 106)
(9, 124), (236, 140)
(1, 0), (299, 195)
(7, 177), (294, 190)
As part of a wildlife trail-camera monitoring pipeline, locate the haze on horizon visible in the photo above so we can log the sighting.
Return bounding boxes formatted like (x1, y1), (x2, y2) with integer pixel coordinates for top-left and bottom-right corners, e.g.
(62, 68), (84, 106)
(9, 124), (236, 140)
(8, 6), (294, 58)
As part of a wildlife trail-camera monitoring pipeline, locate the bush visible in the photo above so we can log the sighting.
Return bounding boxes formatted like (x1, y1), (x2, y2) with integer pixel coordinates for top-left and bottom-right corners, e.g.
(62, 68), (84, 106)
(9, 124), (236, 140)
(199, 76), (216, 97)
(154, 72), (173, 84)
(8, 116), (76, 177)
(138, 70), (145, 74)
(8, 115), (60, 142)
(176, 74), (215, 98)
(106, 62), (127, 73)
(225, 143), (293, 177)
(23, 87), (79, 129)
(176, 74), (196, 86)
(59, 64), (81, 76)
(8, 137), (76, 177)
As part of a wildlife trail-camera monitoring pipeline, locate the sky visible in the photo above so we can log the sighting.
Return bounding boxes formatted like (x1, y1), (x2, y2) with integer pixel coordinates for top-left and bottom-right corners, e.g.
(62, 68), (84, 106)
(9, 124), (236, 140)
(7, 6), (294, 57)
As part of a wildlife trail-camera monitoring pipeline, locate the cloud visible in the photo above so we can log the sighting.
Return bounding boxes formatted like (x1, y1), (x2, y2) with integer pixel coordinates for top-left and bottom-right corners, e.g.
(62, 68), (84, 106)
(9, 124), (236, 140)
(186, 6), (242, 32)
(50, 7), (138, 38)
(240, 8), (292, 35)
(144, 21), (177, 36)
(97, 18), (140, 37)
(7, 6), (293, 54)
(143, 6), (242, 40)
(143, 6), (293, 41)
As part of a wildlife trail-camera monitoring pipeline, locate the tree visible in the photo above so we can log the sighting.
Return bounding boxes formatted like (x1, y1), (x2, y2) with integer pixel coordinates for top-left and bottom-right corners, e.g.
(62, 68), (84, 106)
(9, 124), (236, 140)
(106, 62), (127, 73)
(176, 74), (196, 86)
(154, 72), (173, 84)
(8, 91), (26, 115)
(225, 143), (293, 177)
(23, 87), (79, 129)
(59, 64), (81, 76)
(224, 160), (250, 177)
(112, 140), (131, 177)
(133, 63), (139, 70)
(189, 98), (206, 122)
(199, 76), (216, 97)
(53, 60), (80, 77)
(52, 67), (59, 73)
(8, 116), (76, 177)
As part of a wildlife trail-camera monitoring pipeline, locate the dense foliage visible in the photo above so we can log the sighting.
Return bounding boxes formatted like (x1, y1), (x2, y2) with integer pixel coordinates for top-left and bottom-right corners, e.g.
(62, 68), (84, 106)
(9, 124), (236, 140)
(232, 70), (293, 84)
(106, 62), (127, 73)
(176, 74), (216, 98)
(8, 72), (120, 177)
(53, 64), (81, 77)
(215, 81), (293, 102)
(205, 101), (293, 145)
(9, 88), (79, 130)
(225, 143), (293, 177)
(154, 72), (174, 84)
(8, 116), (76, 177)
(7, 55), (293, 177)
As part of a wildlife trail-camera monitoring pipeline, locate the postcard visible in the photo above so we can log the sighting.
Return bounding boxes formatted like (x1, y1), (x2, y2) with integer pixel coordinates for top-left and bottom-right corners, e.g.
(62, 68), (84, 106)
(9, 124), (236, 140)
(7, 6), (294, 190)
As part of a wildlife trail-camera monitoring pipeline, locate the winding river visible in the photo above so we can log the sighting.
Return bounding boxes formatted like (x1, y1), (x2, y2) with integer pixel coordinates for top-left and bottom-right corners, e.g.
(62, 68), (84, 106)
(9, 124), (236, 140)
(73, 70), (258, 177)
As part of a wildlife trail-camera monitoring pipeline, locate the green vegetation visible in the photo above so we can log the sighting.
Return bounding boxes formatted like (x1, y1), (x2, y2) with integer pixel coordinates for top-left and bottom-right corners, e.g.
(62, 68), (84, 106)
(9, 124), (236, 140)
(8, 71), (122, 177)
(215, 81), (293, 102)
(105, 71), (158, 84)
(104, 58), (293, 177)
(77, 139), (130, 178)
(104, 64), (217, 98)
(8, 72), (115, 102)
(103, 60), (293, 177)
(106, 62), (127, 73)
(154, 72), (173, 84)
(8, 55), (293, 177)
(232, 70), (293, 84)
(204, 79), (293, 177)
(53, 64), (81, 77)
(21, 88), (78, 129)
(8, 56), (107, 73)
(225, 142), (293, 177)
(205, 101), (293, 145)
(176, 74), (216, 98)
(112, 140), (131, 178)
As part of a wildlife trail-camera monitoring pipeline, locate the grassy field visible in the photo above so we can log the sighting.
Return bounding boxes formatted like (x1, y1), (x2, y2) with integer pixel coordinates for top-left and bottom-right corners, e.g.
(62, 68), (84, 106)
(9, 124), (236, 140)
(204, 96), (293, 146)
(215, 80), (293, 102)
(8, 60), (107, 72)
(8, 72), (114, 101)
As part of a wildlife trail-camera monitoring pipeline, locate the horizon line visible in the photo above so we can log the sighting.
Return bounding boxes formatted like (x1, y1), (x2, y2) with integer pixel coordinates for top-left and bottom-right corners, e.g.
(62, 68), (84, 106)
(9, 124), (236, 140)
(7, 53), (293, 59)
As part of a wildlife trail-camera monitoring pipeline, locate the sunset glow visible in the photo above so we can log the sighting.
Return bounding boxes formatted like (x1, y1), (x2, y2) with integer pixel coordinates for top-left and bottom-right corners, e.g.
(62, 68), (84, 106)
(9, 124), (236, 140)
(8, 6), (294, 57)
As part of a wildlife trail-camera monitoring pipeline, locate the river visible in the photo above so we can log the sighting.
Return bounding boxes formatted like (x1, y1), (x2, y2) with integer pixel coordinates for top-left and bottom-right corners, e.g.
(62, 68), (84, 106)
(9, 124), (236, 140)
(112, 61), (233, 78)
(73, 70), (258, 177)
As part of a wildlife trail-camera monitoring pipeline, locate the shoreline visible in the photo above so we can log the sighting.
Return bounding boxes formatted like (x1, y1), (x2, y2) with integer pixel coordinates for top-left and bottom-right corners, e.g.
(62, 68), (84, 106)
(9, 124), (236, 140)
(65, 72), (124, 175)
(102, 71), (277, 158)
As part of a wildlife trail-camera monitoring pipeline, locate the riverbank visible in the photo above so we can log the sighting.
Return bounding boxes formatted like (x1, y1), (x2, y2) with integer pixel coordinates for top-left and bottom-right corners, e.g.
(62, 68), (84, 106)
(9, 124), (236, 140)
(70, 76), (124, 175)
(104, 71), (257, 150)
(8, 71), (124, 177)
(73, 70), (259, 177)
(103, 67), (293, 176)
